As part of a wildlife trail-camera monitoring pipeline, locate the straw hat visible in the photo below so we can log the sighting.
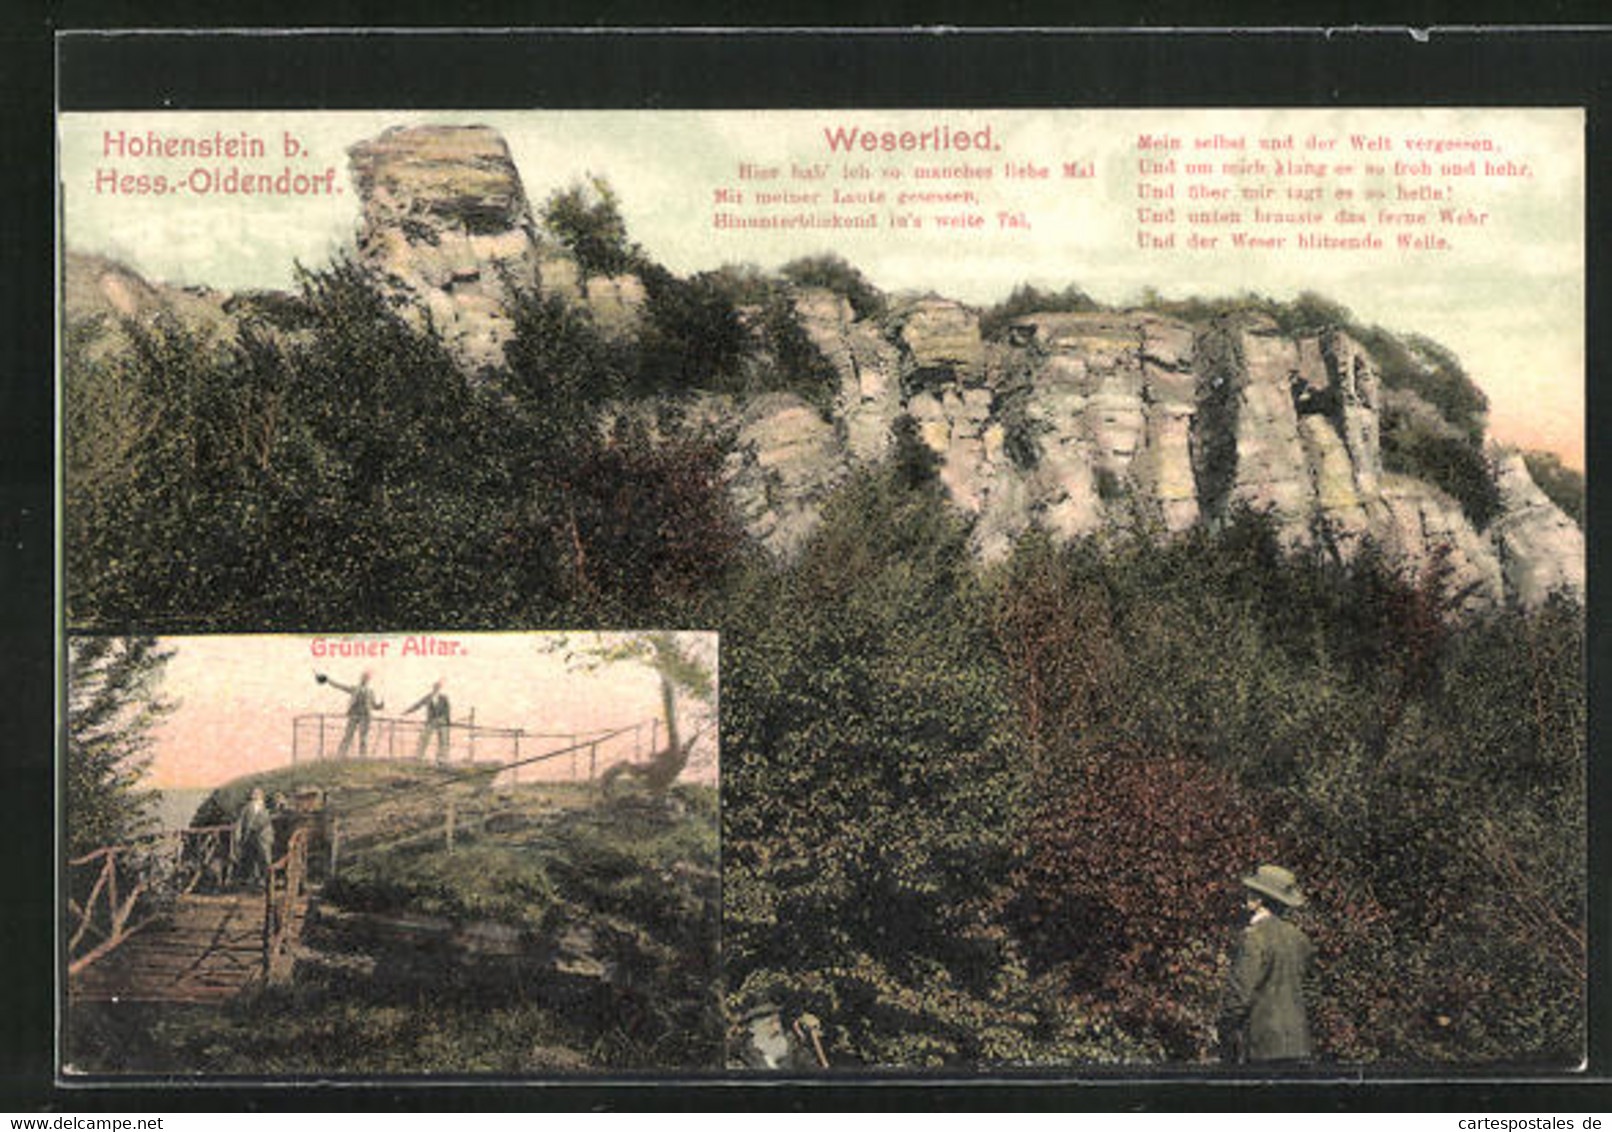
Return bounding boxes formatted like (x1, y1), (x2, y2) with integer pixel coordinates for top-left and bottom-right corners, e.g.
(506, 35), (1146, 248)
(1241, 864), (1306, 908)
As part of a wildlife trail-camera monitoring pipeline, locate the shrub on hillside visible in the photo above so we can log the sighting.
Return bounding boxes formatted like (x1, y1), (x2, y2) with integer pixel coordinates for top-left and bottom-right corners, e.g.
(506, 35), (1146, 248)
(978, 282), (1101, 340)
(721, 468), (1079, 1065)
(985, 513), (1584, 1065)
(541, 176), (641, 278)
(778, 253), (886, 321)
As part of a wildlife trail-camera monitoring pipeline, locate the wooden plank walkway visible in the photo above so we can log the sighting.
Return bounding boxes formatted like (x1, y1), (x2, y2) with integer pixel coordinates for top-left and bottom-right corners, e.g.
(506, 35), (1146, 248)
(70, 892), (270, 1005)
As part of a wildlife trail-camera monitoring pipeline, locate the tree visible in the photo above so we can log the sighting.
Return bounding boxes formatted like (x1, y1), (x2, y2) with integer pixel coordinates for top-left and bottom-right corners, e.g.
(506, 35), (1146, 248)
(546, 631), (720, 789)
(721, 468), (1038, 1064)
(551, 630), (715, 700)
(1522, 450), (1584, 526)
(978, 282), (1100, 339)
(66, 636), (175, 857)
(541, 176), (641, 278)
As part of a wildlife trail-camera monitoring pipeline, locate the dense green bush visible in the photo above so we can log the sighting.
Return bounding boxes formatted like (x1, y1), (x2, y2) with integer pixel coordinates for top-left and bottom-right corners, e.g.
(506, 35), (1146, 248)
(978, 512), (1584, 1065)
(540, 176), (641, 278)
(720, 468), (1131, 1066)
(65, 636), (173, 858)
(634, 265), (750, 393)
(63, 260), (744, 632)
(1380, 387), (1502, 528)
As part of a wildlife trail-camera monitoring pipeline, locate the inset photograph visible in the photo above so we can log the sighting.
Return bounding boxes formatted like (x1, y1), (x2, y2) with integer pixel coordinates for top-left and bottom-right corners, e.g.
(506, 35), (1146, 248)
(63, 630), (720, 1075)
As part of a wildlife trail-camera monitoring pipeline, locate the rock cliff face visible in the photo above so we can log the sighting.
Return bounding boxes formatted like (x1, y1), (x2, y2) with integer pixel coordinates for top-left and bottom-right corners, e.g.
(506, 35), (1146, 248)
(64, 125), (1583, 611)
(64, 251), (245, 356)
(348, 125), (643, 372)
(738, 291), (1581, 610)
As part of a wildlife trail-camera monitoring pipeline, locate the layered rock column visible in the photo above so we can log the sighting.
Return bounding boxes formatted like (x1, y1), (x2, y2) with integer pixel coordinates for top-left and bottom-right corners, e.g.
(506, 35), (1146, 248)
(347, 125), (645, 372)
(1488, 448), (1587, 607)
(348, 126), (546, 372)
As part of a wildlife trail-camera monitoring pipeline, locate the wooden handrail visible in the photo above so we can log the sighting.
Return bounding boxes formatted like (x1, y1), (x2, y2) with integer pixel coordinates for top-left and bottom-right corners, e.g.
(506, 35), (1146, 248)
(68, 824), (234, 867)
(67, 824), (240, 975)
(264, 826), (311, 983)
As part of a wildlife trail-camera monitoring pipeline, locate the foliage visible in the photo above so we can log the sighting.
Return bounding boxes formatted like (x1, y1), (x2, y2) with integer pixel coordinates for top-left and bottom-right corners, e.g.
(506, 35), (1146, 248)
(69, 945), (716, 1073)
(1010, 754), (1283, 1057)
(984, 512), (1584, 1065)
(556, 420), (747, 621)
(1362, 329), (1490, 444)
(66, 636), (174, 858)
(778, 253), (887, 320)
(543, 630), (717, 706)
(978, 282), (1101, 340)
(888, 413), (943, 489)
(1129, 287), (1282, 326)
(63, 260), (744, 632)
(632, 264), (750, 393)
(722, 467), (1089, 1066)
(177, 760), (721, 1072)
(1267, 290), (1354, 337)
(1521, 450), (1584, 526)
(575, 259), (838, 413)
(540, 175), (642, 278)
(1380, 387), (1502, 527)
(754, 291), (842, 414)
(501, 287), (630, 430)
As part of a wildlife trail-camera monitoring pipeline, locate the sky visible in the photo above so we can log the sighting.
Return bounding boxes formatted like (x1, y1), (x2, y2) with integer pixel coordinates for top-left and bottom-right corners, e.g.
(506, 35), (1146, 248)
(140, 632), (718, 789)
(59, 108), (1584, 466)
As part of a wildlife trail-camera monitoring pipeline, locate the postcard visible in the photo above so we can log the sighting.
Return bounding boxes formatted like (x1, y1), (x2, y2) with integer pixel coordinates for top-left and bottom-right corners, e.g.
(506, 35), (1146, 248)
(63, 631), (720, 1074)
(58, 104), (1586, 1078)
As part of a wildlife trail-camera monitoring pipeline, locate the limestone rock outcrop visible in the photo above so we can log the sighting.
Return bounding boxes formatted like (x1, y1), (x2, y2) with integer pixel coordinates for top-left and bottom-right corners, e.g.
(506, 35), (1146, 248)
(1488, 448), (1587, 607)
(724, 393), (850, 559)
(63, 251), (247, 358)
(733, 296), (1580, 609)
(348, 125), (544, 372)
(347, 125), (643, 372)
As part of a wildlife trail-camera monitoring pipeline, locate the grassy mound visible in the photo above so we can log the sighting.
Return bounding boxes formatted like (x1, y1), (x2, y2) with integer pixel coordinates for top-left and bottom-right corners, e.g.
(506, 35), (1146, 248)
(115, 761), (725, 1071)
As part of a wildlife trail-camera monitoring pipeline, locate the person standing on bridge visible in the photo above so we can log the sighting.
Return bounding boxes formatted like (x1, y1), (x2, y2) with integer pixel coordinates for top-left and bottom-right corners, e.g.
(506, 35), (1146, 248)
(230, 788), (275, 888)
(404, 679), (452, 764)
(317, 669), (383, 758)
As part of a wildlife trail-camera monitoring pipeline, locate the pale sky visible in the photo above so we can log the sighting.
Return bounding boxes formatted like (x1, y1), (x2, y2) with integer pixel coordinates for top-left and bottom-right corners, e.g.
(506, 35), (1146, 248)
(144, 632), (718, 789)
(59, 108), (1584, 465)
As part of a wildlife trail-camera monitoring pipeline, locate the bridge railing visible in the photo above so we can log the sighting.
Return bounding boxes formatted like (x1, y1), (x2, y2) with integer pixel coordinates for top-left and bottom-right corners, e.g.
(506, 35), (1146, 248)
(291, 713), (527, 766)
(66, 824), (234, 976)
(292, 713), (665, 784)
(264, 826), (311, 984)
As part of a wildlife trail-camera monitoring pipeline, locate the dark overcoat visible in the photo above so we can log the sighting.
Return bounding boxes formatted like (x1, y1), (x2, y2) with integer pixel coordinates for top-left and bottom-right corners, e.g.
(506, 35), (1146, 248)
(1219, 913), (1315, 1062)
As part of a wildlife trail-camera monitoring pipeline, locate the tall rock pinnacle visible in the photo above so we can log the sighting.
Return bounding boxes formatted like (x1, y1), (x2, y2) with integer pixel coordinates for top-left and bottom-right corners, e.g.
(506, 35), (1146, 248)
(348, 125), (545, 372)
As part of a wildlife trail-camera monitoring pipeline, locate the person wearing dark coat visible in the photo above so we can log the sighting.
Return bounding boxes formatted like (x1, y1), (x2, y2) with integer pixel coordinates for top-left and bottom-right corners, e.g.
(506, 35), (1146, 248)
(1217, 864), (1316, 1064)
(318, 669), (383, 758)
(404, 679), (451, 764)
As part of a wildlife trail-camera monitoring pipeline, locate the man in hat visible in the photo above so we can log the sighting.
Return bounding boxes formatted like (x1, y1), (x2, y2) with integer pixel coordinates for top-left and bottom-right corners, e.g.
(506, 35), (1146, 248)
(403, 679), (452, 764)
(1216, 863), (1316, 1064)
(317, 669), (383, 758)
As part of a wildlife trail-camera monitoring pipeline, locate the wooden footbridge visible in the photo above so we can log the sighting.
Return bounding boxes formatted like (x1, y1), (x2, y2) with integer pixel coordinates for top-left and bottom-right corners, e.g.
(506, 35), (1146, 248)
(68, 824), (313, 1005)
